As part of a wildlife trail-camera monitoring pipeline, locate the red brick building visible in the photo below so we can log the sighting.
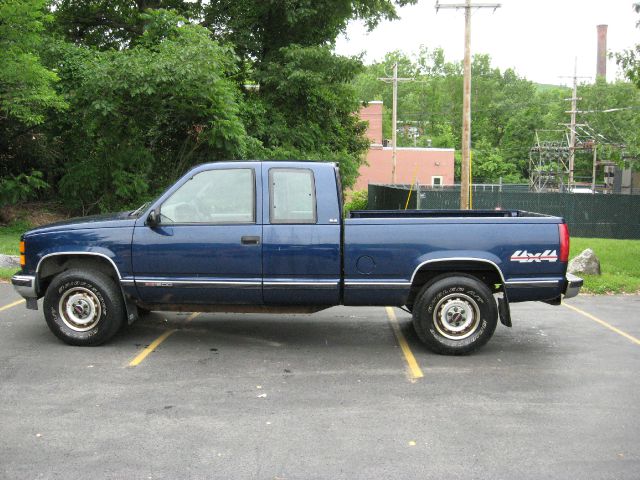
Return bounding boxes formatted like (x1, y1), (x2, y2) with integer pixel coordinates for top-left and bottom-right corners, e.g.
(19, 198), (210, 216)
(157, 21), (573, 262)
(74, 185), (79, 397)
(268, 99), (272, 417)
(354, 101), (455, 191)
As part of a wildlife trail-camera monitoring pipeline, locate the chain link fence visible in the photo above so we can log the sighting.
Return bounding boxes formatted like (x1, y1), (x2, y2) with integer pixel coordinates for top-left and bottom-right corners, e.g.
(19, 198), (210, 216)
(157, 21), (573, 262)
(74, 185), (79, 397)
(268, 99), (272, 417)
(367, 184), (640, 239)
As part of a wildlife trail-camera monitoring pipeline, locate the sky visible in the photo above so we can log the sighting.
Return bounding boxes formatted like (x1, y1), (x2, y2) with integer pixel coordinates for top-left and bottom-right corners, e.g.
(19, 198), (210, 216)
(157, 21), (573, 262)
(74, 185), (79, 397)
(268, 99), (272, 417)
(334, 0), (640, 86)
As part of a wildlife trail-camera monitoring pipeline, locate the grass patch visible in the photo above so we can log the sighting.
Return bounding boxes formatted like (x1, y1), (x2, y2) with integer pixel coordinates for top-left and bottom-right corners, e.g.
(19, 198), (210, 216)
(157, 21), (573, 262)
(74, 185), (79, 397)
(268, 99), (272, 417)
(0, 267), (19, 280)
(571, 237), (640, 294)
(0, 221), (31, 281)
(0, 220), (31, 255)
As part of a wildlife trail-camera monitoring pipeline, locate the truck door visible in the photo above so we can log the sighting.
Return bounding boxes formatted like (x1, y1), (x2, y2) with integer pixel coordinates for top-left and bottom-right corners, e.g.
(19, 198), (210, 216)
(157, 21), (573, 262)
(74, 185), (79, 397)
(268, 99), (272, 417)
(132, 164), (263, 305)
(262, 165), (341, 305)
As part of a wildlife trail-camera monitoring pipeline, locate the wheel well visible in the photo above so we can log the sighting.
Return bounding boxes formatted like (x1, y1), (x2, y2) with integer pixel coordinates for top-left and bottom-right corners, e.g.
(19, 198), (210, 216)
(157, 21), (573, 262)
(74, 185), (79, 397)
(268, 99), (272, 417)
(38, 255), (119, 296)
(406, 261), (504, 307)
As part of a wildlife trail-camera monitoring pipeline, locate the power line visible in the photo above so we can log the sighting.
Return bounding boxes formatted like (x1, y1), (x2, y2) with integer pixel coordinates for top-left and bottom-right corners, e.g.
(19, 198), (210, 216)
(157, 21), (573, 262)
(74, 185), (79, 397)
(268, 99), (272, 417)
(574, 106), (638, 114)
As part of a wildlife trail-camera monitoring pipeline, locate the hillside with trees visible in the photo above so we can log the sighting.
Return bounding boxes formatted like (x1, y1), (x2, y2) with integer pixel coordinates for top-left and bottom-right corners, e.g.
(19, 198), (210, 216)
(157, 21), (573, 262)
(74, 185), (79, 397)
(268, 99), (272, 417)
(1, 0), (640, 215)
(353, 48), (640, 184)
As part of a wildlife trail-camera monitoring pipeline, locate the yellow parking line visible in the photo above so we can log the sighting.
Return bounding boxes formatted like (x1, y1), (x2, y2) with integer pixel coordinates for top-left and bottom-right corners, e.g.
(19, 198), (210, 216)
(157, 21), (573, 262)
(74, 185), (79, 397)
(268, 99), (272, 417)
(184, 312), (200, 323)
(385, 307), (424, 381)
(128, 329), (177, 367)
(563, 302), (640, 346)
(0, 299), (25, 312)
(127, 312), (201, 367)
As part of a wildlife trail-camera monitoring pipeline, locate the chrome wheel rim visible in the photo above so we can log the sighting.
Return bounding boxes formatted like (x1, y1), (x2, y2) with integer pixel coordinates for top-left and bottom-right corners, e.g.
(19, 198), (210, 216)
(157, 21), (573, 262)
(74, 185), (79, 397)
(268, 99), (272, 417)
(58, 287), (102, 332)
(433, 293), (481, 340)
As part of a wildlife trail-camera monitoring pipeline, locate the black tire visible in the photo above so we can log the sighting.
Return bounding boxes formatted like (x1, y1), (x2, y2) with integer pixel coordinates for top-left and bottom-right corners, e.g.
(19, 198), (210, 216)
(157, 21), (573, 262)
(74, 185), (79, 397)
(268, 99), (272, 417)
(412, 274), (498, 355)
(43, 268), (125, 346)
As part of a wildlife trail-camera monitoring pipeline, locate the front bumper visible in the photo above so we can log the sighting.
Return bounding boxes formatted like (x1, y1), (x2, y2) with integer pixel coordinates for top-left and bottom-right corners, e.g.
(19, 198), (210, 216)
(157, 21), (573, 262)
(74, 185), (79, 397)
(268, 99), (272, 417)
(11, 274), (37, 301)
(563, 273), (583, 299)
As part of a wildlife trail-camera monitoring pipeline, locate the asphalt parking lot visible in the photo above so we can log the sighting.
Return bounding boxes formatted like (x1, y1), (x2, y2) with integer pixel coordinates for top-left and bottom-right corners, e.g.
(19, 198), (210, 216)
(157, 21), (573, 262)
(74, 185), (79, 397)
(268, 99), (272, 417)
(0, 284), (639, 480)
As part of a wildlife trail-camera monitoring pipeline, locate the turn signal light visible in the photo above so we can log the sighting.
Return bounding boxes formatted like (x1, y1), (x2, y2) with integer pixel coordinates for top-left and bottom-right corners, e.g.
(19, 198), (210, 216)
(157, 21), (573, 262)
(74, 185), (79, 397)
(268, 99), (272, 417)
(19, 241), (25, 267)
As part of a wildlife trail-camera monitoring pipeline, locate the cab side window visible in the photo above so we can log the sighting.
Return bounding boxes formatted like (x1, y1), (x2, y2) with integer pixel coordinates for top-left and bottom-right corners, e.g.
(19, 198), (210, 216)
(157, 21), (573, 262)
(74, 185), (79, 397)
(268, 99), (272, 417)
(161, 169), (255, 224)
(269, 168), (316, 224)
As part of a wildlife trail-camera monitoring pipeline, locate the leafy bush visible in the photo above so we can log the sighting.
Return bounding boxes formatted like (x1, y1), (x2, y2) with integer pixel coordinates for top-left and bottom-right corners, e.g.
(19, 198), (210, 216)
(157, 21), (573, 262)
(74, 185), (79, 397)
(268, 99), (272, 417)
(343, 190), (368, 216)
(50, 10), (247, 213)
(0, 171), (48, 207)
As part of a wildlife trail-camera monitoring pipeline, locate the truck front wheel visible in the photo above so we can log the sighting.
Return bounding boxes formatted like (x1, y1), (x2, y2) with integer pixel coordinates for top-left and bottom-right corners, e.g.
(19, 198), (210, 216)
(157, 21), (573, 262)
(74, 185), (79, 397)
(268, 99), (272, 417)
(412, 275), (498, 355)
(43, 269), (125, 346)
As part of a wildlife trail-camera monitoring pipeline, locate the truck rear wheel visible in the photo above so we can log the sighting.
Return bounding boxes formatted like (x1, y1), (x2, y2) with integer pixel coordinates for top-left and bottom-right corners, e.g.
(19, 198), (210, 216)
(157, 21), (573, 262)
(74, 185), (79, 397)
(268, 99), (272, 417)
(412, 275), (498, 355)
(43, 269), (125, 346)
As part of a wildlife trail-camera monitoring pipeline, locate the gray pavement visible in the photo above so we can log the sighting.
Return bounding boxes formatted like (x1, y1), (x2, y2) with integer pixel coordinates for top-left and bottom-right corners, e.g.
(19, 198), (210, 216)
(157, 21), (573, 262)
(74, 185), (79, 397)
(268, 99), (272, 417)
(0, 283), (638, 480)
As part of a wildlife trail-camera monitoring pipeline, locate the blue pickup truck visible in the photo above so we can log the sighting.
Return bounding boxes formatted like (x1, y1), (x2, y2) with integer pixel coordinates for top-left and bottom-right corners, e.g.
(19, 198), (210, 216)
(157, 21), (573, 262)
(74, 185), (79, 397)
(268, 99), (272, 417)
(11, 161), (582, 354)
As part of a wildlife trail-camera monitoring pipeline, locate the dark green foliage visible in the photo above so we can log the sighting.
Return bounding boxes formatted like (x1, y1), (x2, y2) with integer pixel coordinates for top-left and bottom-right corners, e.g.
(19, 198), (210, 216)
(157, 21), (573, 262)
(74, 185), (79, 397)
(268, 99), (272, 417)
(0, 171), (48, 207)
(3, 1), (406, 213)
(202, 0), (415, 67)
(245, 45), (369, 188)
(0, 0), (67, 182)
(51, 0), (203, 50)
(0, 0), (67, 126)
(6, 0), (638, 216)
(47, 10), (248, 212)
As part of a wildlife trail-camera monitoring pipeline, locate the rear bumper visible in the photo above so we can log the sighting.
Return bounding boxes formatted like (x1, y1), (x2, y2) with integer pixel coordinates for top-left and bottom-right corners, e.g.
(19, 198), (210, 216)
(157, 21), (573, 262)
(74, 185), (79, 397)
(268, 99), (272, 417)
(11, 274), (37, 299)
(563, 273), (583, 299)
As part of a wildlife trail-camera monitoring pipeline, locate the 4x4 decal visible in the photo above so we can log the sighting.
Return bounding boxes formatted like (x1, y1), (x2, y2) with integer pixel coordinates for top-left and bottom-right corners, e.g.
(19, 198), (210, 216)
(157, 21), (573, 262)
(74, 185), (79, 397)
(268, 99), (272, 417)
(510, 250), (558, 263)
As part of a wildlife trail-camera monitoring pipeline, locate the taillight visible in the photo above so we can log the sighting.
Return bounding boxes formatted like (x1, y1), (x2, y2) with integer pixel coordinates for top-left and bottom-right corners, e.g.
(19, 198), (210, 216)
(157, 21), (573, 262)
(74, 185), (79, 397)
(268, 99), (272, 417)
(559, 223), (569, 262)
(19, 240), (25, 268)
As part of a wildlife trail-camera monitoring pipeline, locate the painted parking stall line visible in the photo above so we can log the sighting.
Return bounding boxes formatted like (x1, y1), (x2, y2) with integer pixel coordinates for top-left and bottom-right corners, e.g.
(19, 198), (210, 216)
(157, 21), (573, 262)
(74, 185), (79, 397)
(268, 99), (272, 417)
(385, 307), (424, 382)
(128, 329), (177, 367)
(0, 299), (25, 313)
(563, 302), (640, 346)
(127, 312), (201, 367)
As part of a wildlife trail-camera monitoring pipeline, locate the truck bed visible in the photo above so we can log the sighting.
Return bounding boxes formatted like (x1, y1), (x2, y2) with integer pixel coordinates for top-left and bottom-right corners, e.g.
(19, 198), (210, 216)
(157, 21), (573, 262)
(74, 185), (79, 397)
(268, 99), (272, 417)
(342, 210), (566, 307)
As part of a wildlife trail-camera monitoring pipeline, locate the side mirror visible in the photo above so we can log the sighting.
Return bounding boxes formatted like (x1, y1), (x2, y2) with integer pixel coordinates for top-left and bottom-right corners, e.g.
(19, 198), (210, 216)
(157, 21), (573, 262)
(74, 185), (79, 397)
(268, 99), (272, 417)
(147, 209), (160, 227)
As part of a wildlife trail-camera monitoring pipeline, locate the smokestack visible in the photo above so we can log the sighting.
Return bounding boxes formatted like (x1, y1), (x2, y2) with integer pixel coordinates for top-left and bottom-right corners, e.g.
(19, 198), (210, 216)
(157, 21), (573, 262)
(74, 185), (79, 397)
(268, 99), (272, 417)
(597, 24), (608, 81)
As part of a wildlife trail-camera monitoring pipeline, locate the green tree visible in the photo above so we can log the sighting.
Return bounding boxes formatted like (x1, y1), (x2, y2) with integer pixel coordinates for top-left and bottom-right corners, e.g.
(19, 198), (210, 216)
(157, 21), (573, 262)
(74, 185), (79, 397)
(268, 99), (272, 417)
(0, 0), (66, 126)
(471, 138), (522, 183)
(353, 49), (542, 180)
(3, 1), (423, 212)
(51, 0), (203, 50)
(616, 3), (640, 88)
(245, 45), (369, 188)
(0, 0), (67, 188)
(49, 10), (248, 213)
(44, 1), (412, 202)
(203, 1), (415, 66)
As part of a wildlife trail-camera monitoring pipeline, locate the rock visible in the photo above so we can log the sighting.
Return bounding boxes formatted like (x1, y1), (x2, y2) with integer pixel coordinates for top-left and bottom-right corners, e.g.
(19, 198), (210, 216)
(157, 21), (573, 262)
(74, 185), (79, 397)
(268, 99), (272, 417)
(568, 248), (601, 276)
(0, 254), (20, 269)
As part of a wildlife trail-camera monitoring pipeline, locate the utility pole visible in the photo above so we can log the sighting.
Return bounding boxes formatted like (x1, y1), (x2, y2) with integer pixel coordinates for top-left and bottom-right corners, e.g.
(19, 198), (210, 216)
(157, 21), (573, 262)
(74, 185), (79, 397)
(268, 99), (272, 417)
(435, 0), (500, 209)
(392, 63), (398, 183)
(379, 63), (412, 184)
(591, 143), (597, 193)
(560, 59), (589, 190)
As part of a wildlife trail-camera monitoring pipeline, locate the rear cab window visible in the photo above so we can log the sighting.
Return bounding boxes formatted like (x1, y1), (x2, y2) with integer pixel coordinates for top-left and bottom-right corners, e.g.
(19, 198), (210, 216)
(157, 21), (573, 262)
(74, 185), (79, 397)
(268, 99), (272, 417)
(269, 168), (317, 224)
